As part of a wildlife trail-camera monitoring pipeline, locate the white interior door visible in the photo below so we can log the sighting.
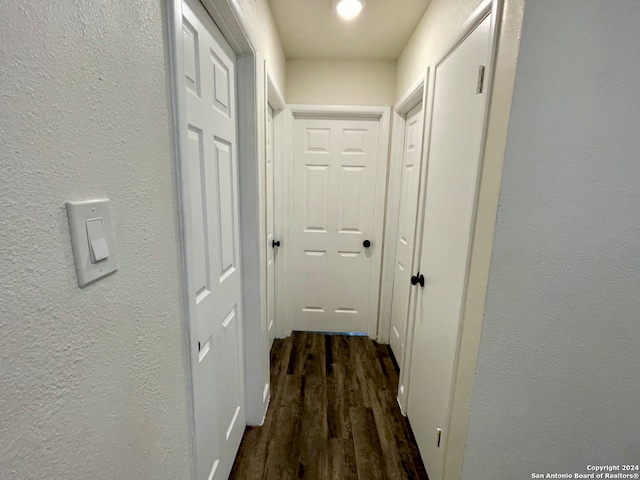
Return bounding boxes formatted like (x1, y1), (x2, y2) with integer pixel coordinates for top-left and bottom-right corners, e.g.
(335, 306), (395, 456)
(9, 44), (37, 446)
(181, 0), (245, 478)
(407, 14), (493, 480)
(389, 101), (424, 364)
(291, 115), (382, 333)
(266, 104), (277, 348)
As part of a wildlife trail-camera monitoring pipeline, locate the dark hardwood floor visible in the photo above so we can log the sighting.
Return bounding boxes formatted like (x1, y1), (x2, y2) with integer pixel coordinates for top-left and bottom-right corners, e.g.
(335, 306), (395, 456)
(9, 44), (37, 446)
(229, 332), (429, 480)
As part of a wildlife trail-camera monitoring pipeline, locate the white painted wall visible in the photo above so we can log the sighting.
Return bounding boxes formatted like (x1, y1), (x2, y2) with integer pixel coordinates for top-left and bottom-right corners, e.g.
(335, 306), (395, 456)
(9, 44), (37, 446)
(286, 60), (396, 105)
(395, 0), (484, 102)
(462, 2), (640, 478)
(0, 1), (191, 479)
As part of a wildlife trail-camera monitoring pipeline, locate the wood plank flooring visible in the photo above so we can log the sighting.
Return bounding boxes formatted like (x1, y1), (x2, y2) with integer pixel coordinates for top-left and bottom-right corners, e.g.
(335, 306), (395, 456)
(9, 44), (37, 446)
(229, 333), (429, 480)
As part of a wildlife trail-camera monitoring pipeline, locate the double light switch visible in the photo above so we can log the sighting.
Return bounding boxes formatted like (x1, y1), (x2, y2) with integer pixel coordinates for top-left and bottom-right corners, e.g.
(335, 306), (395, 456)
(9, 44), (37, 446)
(67, 199), (117, 287)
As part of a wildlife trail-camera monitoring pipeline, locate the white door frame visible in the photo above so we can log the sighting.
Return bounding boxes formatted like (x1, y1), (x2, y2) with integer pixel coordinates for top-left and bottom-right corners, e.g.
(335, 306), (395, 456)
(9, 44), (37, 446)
(282, 105), (391, 337)
(278, 106), (294, 338)
(377, 71), (429, 347)
(167, 0), (266, 476)
(265, 73), (289, 341)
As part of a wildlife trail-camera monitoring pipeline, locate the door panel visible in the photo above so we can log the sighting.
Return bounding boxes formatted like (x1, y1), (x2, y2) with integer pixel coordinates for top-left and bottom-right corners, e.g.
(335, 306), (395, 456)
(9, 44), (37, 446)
(292, 116), (381, 333)
(389, 101), (424, 364)
(407, 15), (492, 480)
(266, 104), (276, 348)
(181, 0), (245, 478)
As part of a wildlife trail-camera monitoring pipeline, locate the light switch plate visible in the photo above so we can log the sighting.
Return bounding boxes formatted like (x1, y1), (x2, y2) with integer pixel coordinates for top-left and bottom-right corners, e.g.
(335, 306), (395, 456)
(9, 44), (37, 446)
(66, 199), (117, 287)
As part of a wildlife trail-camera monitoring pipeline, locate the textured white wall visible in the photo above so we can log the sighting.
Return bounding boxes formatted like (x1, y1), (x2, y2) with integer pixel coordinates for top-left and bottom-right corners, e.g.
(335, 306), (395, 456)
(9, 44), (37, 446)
(235, 0), (287, 96)
(395, 0), (484, 101)
(0, 1), (192, 479)
(462, 1), (640, 478)
(286, 59), (396, 106)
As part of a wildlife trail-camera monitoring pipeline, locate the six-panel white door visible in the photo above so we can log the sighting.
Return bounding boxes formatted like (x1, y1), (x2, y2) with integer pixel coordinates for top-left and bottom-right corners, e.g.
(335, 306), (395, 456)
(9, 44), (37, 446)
(266, 104), (277, 348)
(407, 14), (493, 480)
(292, 116), (381, 333)
(181, 0), (245, 478)
(389, 101), (424, 364)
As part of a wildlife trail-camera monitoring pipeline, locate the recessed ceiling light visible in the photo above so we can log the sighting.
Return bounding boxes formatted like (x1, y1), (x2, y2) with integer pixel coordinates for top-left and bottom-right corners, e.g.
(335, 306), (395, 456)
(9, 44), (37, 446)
(334, 0), (365, 21)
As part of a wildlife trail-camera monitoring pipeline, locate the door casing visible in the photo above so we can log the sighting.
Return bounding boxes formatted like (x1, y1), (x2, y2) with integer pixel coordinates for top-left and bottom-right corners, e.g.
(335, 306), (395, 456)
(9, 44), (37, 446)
(265, 73), (288, 343)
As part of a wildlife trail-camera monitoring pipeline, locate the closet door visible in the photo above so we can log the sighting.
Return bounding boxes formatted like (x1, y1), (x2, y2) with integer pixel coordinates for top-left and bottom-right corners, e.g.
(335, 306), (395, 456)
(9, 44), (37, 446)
(180, 0), (245, 478)
(389, 101), (424, 364)
(407, 13), (493, 480)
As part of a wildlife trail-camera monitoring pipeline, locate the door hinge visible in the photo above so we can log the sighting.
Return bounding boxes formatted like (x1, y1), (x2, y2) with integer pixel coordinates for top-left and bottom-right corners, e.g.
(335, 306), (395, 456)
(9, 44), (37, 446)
(476, 65), (486, 94)
(437, 428), (443, 447)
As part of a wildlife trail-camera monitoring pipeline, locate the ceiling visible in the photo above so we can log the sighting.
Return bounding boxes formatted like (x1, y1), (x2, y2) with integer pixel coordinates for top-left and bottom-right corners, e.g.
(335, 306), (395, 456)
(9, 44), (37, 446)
(268, 0), (432, 61)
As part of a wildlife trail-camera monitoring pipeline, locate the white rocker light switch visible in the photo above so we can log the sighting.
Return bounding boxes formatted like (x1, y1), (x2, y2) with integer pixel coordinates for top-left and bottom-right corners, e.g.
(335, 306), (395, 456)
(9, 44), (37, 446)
(86, 218), (109, 263)
(67, 199), (117, 287)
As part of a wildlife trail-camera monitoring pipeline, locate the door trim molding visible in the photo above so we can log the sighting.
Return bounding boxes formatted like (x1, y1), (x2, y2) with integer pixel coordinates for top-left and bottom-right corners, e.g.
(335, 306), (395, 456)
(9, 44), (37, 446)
(267, 73), (286, 111)
(286, 104), (391, 337)
(289, 104), (390, 119)
(266, 74), (291, 341)
(378, 71), (429, 347)
(280, 107), (295, 338)
(166, 0), (263, 476)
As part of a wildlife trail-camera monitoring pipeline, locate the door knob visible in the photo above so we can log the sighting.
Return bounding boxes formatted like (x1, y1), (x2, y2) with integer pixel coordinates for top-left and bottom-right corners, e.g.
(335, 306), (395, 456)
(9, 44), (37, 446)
(363, 239), (371, 248)
(272, 240), (281, 248)
(410, 272), (425, 287)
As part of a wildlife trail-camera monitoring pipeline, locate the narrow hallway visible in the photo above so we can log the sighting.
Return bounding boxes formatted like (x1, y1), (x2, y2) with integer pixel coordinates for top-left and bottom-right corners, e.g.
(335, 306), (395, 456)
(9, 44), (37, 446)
(230, 333), (428, 479)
